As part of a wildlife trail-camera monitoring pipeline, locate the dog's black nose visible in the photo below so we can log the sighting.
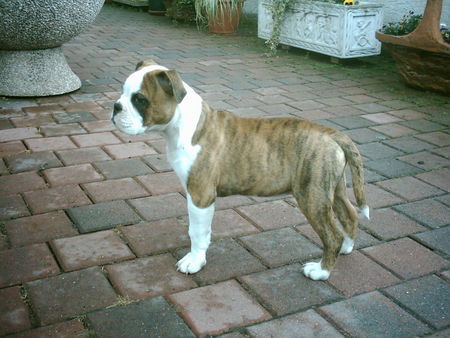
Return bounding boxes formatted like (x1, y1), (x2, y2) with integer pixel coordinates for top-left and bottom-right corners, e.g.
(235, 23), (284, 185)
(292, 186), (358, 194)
(112, 102), (122, 118)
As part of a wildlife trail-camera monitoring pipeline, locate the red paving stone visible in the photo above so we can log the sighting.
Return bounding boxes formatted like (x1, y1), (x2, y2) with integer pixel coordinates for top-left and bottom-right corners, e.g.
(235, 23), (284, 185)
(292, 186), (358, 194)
(0, 286), (32, 335)
(0, 172), (47, 196)
(0, 140), (27, 157)
(5, 211), (77, 247)
(24, 136), (77, 152)
(103, 142), (157, 159)
(247, 309), (344, 337)
(0, 244), (60, 287)
(136, 171), (184, 195)
(51, 230), (135, 271)
(71, 132), (121, 147)
(327, 251), (400, 297)
(11, 320), (86, 338)
(168, 280), (271, 336)
(82, 177), (149, 202)
(237, 200), (307, 230)
(43, 163), (103, 186)
(362, 238), (449, 279)
(0, 127), (42, 142)
(106, 254), (197, 299)
(121, 218), (190, 256)
(23, 185), (91, 214)
(1, 4), (449, 336)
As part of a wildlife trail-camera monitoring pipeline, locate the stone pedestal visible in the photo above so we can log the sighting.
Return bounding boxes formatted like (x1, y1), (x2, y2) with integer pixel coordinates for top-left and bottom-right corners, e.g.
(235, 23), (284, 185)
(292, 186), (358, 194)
(0, 49), (81, 97)
(0, 0), (104, 97)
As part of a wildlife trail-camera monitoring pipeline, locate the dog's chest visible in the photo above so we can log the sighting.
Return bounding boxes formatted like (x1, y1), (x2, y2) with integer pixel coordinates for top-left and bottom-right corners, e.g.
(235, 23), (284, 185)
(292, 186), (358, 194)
(166, 140), (201, 189)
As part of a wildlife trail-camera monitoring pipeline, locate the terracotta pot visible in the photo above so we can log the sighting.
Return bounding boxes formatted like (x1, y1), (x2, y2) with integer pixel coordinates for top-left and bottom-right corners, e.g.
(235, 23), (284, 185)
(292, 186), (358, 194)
(208, 0), (243, 34)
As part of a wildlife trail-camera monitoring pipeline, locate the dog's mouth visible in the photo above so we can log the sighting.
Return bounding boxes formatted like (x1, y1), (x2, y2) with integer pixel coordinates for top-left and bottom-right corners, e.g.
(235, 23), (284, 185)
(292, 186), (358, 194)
(112, 113), (147, 135)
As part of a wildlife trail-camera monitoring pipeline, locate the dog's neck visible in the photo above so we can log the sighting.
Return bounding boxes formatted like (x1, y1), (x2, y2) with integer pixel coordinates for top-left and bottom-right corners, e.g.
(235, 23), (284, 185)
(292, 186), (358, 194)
(164, 83), (203, 149)
(157, 83), (203, 187)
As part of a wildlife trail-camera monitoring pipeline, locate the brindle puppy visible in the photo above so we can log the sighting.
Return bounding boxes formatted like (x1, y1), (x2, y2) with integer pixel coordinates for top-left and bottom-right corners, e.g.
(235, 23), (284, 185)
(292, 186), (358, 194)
(112, 60), (370, 280)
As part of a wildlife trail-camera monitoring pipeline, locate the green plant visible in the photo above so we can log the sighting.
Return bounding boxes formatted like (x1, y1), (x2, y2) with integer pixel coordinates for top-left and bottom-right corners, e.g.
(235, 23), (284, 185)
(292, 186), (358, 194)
(194, 0), (243, 26)
(382, 11), (450, 44)
(166, 0), (196, 22)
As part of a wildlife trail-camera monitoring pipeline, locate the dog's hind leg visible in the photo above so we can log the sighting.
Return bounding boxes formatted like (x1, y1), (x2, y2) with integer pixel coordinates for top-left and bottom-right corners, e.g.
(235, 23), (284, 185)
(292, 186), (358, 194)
(333, 176), (358, 254)
(176, 193), (214, 274)
(294, 189), (343, 281)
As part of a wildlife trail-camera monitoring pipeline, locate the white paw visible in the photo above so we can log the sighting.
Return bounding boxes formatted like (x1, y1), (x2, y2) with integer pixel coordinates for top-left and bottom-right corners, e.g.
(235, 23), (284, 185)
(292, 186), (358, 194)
(303, 261), (330, 280)
(176, 251), (206, 274)
(340, 236), (354, 255)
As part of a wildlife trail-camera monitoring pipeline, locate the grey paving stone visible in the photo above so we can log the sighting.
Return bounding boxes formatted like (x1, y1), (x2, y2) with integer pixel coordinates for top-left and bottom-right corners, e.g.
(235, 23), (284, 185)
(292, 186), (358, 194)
(0, 195), (30, 220)
(175, 239), (265, 284)
(240, 227), (322, 267)
(5, 152), (62, 173)
(412, 226), (450, 255)
(67, 200), (142, 233)
(39, 123), (87, 137)
(53, 111), (97, 124)
(383, 136), (435, 153)
(142, 154), (172, 172)
(358, 142), (404, 160)
(239, 264), (341, 316)
(365, 158), (423, 178)
(320, 291), (430, 337)
(26, 267), (117, 325)
(383, 275), (450, 329)
(87, 297), (194, 337)
(346, 127), (389, 144)
(394, 199), (449, 228)
(427, 112), (450, 126)
(94, 158), (153, 179)
(315, 119), (346, 131)
(129, 193), (187, 221)
(330, 116), (377, 129)
(399, 119), (446, 132)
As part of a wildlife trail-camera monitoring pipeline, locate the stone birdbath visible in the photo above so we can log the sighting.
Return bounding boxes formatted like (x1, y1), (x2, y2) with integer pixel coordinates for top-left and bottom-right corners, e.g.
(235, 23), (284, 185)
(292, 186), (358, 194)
(0, 0), (104, 97)
(376, 0), (450, 94)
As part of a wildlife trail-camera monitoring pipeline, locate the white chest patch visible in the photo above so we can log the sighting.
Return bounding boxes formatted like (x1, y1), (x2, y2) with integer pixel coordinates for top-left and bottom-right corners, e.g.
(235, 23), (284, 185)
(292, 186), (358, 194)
(165, 84), (203, 189)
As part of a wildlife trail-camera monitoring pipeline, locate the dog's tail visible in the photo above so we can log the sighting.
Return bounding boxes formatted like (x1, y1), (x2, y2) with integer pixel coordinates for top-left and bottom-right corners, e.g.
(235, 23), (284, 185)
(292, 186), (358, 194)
(333, 132), (370, 220)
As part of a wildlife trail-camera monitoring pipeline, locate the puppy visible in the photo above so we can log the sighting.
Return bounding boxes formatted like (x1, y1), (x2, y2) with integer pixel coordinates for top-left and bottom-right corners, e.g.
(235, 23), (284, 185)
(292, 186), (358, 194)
(112, 60), (369, 280)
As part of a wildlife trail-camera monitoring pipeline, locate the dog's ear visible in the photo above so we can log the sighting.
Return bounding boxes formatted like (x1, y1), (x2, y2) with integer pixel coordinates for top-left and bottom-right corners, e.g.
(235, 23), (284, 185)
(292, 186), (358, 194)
(135, 59), (157, 71)
(155, 70), (187, 103)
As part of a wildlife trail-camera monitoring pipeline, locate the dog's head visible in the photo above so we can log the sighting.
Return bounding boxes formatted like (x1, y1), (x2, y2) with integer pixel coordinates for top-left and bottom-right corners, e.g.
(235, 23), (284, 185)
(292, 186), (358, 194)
(112, 59), (187, 135)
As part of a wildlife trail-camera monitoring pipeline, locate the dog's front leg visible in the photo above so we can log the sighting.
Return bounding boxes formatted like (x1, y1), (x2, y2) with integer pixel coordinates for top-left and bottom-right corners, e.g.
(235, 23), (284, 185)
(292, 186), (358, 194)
(177, 194), (215, 274)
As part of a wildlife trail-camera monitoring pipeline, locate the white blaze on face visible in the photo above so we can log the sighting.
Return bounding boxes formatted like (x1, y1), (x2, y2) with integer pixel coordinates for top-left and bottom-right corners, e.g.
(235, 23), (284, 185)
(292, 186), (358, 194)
(112, 65), (168, 135)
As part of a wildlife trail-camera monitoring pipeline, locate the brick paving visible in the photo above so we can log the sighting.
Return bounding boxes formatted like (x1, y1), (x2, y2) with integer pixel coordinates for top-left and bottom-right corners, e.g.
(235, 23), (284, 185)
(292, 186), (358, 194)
(0, 3), (449, 337)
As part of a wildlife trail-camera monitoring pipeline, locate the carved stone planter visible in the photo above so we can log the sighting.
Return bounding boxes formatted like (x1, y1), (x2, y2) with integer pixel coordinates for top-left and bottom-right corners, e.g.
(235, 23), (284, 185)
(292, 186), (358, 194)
(258, 0), (383, 58)
(0, 0), (104, 97)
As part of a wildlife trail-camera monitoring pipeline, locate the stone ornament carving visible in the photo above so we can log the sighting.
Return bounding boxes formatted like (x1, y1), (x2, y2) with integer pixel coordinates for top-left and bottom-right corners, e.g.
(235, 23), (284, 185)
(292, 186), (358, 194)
(258, 0), (383, 58)
(0, 0), (104, 97)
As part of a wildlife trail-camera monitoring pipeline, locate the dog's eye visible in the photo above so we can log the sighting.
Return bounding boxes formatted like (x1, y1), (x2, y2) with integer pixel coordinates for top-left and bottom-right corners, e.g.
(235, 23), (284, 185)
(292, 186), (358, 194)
(131, 93), (149, 109)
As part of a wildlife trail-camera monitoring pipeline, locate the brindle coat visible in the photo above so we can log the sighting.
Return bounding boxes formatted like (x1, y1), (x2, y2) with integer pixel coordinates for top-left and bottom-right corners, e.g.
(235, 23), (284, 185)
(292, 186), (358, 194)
(135, 61), (368, 273)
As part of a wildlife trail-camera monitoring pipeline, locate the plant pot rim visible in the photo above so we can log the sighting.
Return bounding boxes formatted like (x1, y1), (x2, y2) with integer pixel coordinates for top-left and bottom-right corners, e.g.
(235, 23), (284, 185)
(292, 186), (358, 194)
(376, 31), (450, 54)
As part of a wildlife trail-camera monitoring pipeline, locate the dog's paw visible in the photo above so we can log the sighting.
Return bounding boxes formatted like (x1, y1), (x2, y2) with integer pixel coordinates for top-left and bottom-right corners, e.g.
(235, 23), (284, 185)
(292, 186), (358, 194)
(176, 251), (206, 274)
(339, 236), (354, 255)
(303, 261), (330, 280)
